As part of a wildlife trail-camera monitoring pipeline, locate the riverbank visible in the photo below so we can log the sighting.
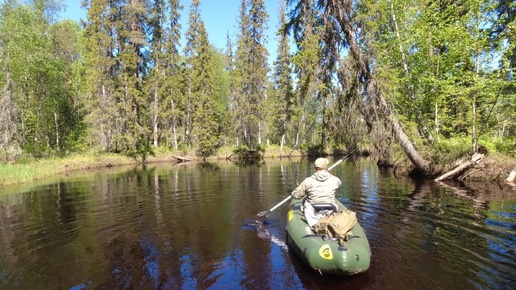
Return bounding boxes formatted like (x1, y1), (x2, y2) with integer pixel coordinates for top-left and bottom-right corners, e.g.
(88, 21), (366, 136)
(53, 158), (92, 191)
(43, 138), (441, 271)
(454, 152), (516, 182)
(0, 153), (137, 188)
(1, 147), (514, 189)
(0, 146), (306, 188)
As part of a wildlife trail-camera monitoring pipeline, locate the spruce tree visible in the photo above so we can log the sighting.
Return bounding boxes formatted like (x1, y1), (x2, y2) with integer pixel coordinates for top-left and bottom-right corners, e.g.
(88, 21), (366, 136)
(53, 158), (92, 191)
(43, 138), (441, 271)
(270, 4), (294, 154)
(289, 0), (323, 150)
(146, 0), (184, 150)
(160, 0), (185, 150)
(82, 0), (119, 152)
(114, 0), (150, 157)
(184, 0), (224, 157)
(233, 0), (269, 150)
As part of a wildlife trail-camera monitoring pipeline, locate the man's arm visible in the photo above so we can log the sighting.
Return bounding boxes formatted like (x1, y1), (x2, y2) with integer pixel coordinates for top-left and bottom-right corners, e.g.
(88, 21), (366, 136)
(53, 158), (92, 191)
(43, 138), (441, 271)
(291, 179), (308, 199)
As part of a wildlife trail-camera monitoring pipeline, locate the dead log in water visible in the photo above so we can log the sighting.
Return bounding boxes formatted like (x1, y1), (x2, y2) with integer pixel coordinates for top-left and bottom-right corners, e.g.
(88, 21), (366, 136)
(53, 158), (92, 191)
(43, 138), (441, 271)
(435, 152), (486, 181)
(172, 155), (193, 163)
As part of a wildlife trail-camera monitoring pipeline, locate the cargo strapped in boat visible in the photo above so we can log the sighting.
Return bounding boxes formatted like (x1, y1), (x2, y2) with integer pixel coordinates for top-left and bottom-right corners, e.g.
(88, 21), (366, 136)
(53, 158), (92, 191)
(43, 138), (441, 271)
(312, 208), (357, 241)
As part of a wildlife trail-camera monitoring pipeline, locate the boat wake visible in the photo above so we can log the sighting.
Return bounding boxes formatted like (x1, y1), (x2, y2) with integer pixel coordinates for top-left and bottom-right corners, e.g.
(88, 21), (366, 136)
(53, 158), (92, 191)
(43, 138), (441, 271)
(269, 234), (288, 251)
(241, 218), (273, 239)
(241, 219), (288, 251)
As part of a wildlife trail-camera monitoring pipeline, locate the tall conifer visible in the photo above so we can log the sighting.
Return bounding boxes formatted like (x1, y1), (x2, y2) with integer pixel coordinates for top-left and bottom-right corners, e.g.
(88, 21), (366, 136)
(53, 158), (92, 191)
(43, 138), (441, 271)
(184, 0), (224, 157)
(82, 0), (119, 152)
(271, 4), (293, 153)
(233, 0), (269, 149)
(160, 0), (184, 149)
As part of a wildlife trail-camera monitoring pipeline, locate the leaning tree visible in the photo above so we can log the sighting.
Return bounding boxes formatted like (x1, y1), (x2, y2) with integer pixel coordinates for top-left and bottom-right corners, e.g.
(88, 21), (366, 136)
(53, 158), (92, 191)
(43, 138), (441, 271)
(286, 0), (431, 174)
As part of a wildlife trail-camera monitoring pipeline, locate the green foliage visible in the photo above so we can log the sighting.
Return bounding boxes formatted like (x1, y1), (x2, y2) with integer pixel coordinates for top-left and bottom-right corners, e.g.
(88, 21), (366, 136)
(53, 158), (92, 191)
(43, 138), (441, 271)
(431, 137), (474, 165)
(184, 0), (228, 158)
(478, 136), (516, 158)
(232, 144), (265, 162)
(232, 0), (270, 149)
(2, 0), (515, 170)
(348, 0), (515, 166)
(494, 138), (516, 158)
(304, 144), (325, 157)
(0, 2), (84, 158)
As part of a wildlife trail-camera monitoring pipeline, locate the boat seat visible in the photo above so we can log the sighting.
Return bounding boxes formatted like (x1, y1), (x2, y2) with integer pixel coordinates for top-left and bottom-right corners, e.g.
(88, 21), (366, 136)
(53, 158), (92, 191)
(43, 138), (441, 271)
(311, 203), (337, 213)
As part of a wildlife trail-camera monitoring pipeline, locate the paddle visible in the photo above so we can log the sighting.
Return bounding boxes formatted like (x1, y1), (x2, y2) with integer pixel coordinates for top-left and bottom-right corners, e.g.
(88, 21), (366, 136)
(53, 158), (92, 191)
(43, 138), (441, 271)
(254, 149), (358, 223)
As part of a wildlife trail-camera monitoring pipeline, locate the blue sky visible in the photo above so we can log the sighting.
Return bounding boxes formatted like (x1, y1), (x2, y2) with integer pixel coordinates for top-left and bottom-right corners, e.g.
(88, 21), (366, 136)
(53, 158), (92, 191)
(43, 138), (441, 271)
(60, 0), (282, 62)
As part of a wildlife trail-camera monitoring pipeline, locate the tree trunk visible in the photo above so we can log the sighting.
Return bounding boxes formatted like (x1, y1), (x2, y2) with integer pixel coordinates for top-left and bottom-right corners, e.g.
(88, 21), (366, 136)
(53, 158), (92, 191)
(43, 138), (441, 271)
(435, 102), (440, 142)
(153, 89), (159, 148)
(287, 0), (430, 173)
(0, 58), (17, 152)
(435, 152), (485, 181)
(374, 84), (430, 172)
(54, 111), (60, 153)
(280, 134), (285, 156)
(172, 124), (178, 150)
(329, 0), (430, 173)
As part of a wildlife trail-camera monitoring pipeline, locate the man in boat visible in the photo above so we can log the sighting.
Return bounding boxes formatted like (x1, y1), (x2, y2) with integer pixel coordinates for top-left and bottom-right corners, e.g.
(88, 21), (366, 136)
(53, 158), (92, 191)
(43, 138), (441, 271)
(291, 157), (342, 227)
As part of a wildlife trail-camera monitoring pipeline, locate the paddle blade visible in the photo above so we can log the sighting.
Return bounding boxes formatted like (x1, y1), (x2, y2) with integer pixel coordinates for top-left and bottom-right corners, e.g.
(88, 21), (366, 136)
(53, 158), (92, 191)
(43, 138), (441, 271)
(254, 210), (270, 223)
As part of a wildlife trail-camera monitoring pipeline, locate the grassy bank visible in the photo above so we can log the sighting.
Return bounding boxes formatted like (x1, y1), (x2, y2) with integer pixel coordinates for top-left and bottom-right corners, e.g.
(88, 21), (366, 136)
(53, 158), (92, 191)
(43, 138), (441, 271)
(1, 144), (514, 188)
(0, 154), (138, 188)
(0, 146), (306, 188)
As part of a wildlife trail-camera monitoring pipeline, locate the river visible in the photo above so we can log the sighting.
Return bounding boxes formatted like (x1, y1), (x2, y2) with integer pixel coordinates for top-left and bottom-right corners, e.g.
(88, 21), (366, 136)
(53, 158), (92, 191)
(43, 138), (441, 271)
(0, 158), (514, 289)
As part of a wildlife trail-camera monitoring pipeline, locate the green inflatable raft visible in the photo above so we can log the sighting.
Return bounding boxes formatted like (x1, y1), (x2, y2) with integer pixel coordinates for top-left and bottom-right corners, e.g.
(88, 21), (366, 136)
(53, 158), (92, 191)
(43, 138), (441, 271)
(286, 198), (371, 276)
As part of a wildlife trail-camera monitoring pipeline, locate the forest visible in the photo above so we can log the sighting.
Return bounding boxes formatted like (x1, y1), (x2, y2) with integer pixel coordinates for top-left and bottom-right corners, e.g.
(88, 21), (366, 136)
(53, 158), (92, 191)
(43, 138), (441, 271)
(0, 0), (515, 178)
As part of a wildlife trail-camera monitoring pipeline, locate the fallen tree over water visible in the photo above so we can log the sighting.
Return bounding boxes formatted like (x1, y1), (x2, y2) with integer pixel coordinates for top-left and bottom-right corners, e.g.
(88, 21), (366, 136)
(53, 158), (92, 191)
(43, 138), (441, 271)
(506, 167), (516, 183)
(435, 151), (486, 181)
(430, 146), (516, 182)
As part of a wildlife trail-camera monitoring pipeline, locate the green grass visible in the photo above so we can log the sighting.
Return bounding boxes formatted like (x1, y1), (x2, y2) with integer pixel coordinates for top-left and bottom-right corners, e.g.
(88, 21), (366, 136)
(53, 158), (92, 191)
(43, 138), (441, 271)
(3, 140), (513, 187)
(0, 154), (136, 187)
(0, 162), (60, 187)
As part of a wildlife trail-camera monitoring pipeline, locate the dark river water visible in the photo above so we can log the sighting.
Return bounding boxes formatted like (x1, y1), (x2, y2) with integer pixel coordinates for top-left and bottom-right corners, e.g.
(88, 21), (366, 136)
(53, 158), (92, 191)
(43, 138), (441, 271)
(0, 158), (515, 290)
